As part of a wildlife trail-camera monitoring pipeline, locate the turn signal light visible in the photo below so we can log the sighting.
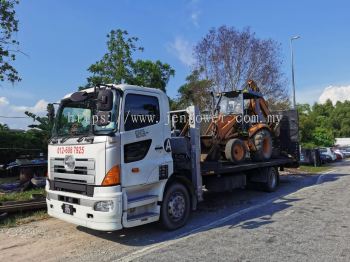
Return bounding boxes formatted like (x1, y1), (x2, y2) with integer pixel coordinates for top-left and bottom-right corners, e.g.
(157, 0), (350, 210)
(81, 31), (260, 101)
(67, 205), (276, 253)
(102, 165), (120, 186)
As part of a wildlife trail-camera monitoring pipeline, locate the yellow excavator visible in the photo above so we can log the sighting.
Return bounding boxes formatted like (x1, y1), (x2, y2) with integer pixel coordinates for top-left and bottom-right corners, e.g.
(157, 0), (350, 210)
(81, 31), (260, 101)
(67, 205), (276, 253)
(200, 80), (276, 163)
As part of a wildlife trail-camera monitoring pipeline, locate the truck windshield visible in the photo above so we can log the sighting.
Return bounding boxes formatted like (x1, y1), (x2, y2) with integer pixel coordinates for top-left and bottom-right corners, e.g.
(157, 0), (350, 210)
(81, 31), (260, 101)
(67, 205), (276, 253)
(218, 95), (243, 115)
(54, 91), (119, 137)
(55, 101), (93, 136)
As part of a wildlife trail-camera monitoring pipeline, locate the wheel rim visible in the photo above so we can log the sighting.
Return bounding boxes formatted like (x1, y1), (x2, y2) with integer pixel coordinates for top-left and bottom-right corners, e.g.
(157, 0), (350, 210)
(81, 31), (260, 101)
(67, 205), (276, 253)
(168, 191), (186, 222)
(233, 144), (244, 161)
(263, 137), (271, 157)
(263, 137), (271, 155)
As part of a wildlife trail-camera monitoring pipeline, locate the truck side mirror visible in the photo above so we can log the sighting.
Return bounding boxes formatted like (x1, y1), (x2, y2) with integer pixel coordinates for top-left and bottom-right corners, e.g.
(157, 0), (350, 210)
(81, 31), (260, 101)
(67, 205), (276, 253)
(97, 90), (113, 111)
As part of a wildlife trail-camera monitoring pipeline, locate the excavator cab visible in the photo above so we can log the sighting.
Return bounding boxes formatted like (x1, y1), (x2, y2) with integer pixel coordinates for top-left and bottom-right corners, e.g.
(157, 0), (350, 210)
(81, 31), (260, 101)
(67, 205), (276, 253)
(202, 80), (274, 164)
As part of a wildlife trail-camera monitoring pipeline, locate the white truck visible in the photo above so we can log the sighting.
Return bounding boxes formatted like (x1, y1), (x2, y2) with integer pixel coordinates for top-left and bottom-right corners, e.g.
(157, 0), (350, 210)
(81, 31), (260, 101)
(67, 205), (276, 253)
(46, 84), (299, 231)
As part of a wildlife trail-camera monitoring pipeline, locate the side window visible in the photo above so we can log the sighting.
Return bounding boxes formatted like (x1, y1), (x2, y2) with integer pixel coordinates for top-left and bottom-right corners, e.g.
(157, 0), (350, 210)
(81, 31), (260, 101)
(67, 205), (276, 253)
(124, 94), (160, 131)
(124, 139), (152, 163)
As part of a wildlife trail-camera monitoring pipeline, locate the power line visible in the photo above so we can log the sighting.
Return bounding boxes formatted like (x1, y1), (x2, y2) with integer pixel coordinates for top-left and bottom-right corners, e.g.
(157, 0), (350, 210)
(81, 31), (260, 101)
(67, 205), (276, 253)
(0, 115), (30, 119)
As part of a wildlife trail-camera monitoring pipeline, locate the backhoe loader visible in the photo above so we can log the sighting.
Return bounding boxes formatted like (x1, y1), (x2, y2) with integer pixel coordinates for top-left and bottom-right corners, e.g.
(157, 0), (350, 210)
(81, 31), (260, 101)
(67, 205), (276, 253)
(201, 80), (276, 163)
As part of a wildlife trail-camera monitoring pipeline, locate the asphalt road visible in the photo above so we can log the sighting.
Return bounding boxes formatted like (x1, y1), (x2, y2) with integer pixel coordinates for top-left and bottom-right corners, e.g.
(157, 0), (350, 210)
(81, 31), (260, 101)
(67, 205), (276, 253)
(1, 161), (349, 262)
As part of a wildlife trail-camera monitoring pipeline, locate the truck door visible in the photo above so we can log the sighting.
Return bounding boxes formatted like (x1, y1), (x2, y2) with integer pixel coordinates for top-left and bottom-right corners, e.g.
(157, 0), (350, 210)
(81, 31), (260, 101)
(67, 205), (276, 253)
(120, 91), (167, 187)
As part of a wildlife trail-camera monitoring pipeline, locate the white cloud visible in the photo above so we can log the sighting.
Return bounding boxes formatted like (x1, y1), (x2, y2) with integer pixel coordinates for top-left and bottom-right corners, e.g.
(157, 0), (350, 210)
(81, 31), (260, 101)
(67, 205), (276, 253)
(191, 10), (200, 27)
(12, 99), (48, 114)
(0, 97), (9, 106)
(319, 85), (350, 104)
(188, 0), (201, 27)
(168, 36), (195, 67)
(0, 97), (49, 129)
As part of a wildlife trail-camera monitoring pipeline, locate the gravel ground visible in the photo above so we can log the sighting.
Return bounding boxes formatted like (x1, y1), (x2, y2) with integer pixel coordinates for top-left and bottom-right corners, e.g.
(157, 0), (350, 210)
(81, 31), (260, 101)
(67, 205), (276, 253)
(0, 161), (347, 262)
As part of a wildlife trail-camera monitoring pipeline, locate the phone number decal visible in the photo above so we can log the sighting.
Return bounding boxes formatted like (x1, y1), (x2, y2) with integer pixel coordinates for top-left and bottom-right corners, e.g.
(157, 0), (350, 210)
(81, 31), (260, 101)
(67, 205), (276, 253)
(57, 146), (85, 154)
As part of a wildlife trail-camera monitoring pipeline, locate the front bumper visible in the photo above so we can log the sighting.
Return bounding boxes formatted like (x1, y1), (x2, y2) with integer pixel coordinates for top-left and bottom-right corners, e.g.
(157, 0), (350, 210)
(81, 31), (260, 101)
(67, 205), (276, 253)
(46, 185), (123, 231)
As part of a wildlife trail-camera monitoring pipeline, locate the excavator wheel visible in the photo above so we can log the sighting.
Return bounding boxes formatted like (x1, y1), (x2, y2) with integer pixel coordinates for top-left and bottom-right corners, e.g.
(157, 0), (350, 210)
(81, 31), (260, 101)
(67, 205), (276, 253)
(251, 129), (272, 161)
(225, 138), (246, 164)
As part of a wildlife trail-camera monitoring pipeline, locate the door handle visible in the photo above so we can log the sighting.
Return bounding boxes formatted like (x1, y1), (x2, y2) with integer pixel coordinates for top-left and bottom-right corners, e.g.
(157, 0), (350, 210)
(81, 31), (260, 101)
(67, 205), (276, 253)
(155, 146), (163, 150)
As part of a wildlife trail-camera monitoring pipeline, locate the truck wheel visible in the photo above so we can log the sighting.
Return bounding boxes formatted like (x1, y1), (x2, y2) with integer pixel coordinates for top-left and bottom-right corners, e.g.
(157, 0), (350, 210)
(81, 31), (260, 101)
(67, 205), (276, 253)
(251, 129), (272, 161)
(160, 182), (190, 230)
(262, 167), (279, 192)
(225, 138), (246, 163)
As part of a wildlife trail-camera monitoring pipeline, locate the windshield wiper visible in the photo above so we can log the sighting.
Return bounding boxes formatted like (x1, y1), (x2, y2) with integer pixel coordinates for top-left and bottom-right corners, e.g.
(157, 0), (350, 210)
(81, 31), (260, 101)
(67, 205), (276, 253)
(48, 136), (59, 144)
(60, 135), (73, 143)
(77, 134), (90, 143)
(77, 135), (85, 142)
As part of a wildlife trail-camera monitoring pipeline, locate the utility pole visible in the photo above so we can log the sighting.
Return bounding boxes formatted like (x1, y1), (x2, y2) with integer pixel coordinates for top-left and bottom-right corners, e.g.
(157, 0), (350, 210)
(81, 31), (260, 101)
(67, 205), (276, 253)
(290, 36), (300, 109)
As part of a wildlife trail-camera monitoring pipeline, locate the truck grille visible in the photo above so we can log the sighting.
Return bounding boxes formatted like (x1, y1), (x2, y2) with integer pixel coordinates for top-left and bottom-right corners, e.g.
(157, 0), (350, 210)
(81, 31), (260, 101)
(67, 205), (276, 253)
(50, 157), (96, 184)
(54, 165), (88, 175)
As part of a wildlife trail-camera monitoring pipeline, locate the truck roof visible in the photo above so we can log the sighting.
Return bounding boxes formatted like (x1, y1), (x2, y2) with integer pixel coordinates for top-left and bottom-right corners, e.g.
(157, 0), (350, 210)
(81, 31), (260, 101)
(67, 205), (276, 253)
(62, 84), (166, 100)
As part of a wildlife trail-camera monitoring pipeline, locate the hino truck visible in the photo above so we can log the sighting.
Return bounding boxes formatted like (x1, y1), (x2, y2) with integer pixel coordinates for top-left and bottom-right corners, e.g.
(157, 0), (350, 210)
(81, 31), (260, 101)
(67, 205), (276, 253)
(46, 84), (299, 231)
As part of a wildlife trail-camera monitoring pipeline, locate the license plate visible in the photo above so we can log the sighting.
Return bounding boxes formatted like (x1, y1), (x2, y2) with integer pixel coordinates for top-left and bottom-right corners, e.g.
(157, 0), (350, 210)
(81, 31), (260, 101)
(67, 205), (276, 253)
(62, 204), (74, 215)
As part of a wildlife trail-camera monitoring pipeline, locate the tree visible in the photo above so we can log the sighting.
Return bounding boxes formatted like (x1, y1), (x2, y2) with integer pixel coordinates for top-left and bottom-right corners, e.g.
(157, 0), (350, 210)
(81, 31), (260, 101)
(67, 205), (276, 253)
(0, 0), (20, 83)
(175, 69), (213, 111)
(312, 127), (334, 147)
(130, 60), (174, 92)
(86, 29), (143, 86)
(0, 122), (9, 130)
(24, 104), (55, 141)
(84, 29), (175, 92)
(193, 26), (288, 105)
(297, 101), (342, 148)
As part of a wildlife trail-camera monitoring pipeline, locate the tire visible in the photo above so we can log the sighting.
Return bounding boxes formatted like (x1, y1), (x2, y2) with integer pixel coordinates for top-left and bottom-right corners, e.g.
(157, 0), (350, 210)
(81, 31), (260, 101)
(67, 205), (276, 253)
(160, 182), (190, 230)
(225, 138), (246, 164)
(262, 167), (279, 192)
(251, 129), (272, 161)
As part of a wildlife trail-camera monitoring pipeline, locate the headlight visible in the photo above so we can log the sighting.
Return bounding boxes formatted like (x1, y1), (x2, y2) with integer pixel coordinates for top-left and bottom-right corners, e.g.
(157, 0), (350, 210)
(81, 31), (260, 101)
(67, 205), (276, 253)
(94, 200), (114, 212)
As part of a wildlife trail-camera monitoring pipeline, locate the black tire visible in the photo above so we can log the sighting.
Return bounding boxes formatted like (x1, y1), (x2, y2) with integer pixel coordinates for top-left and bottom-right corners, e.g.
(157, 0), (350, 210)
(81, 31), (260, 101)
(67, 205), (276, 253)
(262, 167), (279, 192)
(225, 138), (246, 164)
(160, 182), (190, 230)
(251, 129), (272, 161)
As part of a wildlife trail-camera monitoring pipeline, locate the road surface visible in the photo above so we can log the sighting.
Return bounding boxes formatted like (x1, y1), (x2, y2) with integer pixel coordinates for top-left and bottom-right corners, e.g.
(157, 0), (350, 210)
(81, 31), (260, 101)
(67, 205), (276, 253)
(0, 161), (349, 262)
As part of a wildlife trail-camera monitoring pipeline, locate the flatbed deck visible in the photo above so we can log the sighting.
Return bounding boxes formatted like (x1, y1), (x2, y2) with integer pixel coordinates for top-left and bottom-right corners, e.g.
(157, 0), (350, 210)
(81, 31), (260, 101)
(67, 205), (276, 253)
(201, 157), (296, 176)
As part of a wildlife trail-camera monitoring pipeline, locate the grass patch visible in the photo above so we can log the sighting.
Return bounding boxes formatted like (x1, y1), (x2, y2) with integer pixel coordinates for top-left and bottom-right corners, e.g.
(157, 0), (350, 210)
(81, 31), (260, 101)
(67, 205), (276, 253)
(0, 188), (45, 202)
(0, 210), (49, 228)
(298, 165), (333, 174)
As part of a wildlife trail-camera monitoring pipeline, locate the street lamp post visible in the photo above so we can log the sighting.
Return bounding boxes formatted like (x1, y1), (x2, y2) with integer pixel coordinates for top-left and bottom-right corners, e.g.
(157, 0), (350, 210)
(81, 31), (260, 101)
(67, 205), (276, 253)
(290, 36), (300, 109)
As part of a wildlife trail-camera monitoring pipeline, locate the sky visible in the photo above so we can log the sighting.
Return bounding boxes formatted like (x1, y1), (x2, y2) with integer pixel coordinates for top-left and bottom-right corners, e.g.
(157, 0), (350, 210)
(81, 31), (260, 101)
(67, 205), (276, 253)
(1, 0), (350, 129)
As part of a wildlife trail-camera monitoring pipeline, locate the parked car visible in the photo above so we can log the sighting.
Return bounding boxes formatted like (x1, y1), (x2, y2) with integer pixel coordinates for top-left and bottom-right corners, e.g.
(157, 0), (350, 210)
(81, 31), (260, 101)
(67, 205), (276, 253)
(334, 149), (344, 160)
(340, 148), (350, 158)
(319, 147), (337, 162)
(320, 153), (332, 163)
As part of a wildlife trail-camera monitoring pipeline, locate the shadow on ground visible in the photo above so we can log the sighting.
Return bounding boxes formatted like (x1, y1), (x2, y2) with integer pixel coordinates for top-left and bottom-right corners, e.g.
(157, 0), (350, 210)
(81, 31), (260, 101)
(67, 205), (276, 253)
(77, 166), (348, 248)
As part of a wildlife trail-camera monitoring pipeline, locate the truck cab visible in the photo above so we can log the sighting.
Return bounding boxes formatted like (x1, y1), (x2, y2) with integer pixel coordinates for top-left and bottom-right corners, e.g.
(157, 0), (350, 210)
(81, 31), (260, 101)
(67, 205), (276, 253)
(46, 84), (185, 231)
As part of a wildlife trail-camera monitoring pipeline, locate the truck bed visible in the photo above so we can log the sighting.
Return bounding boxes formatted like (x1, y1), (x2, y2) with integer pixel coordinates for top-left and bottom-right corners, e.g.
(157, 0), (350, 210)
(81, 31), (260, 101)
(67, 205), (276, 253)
(201, 157), (297, 176)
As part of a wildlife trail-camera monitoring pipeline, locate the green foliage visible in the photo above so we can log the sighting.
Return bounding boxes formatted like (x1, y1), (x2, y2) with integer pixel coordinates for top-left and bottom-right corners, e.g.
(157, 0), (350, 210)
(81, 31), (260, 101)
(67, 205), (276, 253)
(0, 123), (9, 130)
(173, 69), (213, 111)
(129, 60), (174, 92)
(297, 99), (350, 148)
(0, 105), (53, 163)
(312, 127), (334, 147)
(0, 0), (20, 83)
(83, 29), (174, 92)
(0, 209), (48, 228)
(0, 128), (46, 164)
(86, 29), (142, 86)
(24, 103), (55, 142)
(0, 188), (45, 202)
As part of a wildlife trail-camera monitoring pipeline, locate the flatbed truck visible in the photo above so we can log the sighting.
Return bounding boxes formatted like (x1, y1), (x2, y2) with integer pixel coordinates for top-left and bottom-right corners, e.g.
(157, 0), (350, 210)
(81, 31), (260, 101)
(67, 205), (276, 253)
(46, 84), (299, 231)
